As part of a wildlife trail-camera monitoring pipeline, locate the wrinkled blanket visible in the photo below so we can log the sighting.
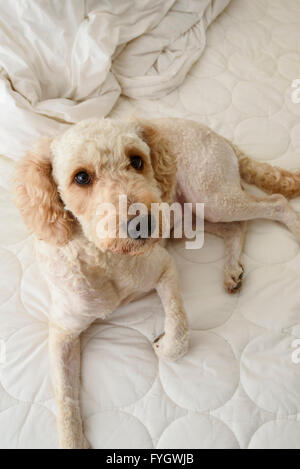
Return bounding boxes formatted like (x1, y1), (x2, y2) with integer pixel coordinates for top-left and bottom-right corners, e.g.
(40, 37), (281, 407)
(0, 0), (230, 163)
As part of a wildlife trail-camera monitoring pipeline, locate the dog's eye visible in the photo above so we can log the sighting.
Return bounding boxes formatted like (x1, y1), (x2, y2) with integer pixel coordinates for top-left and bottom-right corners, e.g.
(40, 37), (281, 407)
(130, 155), (144, 171)
(74, 171), (91, 185)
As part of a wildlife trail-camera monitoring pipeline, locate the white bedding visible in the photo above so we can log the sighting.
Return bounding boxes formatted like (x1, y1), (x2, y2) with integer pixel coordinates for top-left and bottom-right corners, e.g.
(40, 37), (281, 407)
(0, 0), (228, 159)
(1, 0), (300, 449)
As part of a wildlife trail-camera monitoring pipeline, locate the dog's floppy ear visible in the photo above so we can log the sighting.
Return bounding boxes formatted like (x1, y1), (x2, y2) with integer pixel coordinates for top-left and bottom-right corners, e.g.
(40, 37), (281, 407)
(137, 119), (177, 204)
(14, 138), (73, 246)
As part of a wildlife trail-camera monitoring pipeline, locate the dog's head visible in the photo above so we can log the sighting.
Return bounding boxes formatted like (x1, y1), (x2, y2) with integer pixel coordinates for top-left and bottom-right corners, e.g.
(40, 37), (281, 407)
(14, 118), (177, 255)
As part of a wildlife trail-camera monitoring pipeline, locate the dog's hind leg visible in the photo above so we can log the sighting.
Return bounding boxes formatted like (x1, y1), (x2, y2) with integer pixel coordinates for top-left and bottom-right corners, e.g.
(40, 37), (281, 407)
(208, 191), (300, 243)
(205, 221), (247, 293)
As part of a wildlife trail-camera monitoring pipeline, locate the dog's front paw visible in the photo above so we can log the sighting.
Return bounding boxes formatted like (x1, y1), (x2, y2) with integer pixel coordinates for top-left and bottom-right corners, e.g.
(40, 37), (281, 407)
(60, 433), (91, 450)
(153, 330), (189, 361)
(81, 435), (91, 450)
(224, 262), (244, 294)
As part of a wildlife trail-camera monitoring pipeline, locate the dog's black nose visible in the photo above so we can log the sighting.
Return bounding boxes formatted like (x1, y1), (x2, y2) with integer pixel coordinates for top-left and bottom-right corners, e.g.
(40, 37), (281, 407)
(127, 214), (155, 239)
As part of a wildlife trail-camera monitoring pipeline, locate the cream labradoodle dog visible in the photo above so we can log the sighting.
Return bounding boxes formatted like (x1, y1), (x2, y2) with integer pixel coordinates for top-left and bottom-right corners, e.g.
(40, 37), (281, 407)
(14, 117), (300, 448)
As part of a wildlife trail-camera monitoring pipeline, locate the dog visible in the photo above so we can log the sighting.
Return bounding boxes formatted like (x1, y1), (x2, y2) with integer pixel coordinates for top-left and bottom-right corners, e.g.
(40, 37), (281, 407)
(14, 117), (300, 448)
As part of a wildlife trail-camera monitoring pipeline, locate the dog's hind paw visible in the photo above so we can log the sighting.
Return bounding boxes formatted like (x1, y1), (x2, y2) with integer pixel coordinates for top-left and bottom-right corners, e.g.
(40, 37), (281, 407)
(224, 262), (244, 294)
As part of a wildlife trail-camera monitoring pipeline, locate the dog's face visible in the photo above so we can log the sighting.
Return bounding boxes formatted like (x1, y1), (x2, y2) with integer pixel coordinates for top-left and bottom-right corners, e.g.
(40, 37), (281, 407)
(52, 119), (162, 254)
(15, 118), (177, 255)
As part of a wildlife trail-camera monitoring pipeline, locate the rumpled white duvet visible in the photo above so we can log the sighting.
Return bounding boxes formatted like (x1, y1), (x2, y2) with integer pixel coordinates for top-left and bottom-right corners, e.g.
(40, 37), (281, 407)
(1, 0), (300, 450)
(0, 0), (229, 161)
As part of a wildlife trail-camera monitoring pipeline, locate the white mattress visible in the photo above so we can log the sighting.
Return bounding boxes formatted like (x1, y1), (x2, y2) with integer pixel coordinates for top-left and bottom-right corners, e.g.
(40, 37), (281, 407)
(1, 0), (300, 449)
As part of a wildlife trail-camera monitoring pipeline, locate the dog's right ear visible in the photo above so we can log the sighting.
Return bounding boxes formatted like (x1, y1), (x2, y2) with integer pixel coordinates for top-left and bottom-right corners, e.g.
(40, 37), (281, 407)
(134, 118), (177, 204)
(14, 138), (73, 246)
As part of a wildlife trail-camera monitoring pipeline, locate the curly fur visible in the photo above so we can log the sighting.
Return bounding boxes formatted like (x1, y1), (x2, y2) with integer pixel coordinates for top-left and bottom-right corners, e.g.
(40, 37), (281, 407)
(239, 154), (300, 199)
(224, 140), (300, 199)
(14, 138), (74, 245)
(136, 119), (177, 204)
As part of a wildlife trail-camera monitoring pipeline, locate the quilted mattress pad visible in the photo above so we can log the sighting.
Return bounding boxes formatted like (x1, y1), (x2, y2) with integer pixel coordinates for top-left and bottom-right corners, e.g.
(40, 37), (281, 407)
(1, 0), (300, 449)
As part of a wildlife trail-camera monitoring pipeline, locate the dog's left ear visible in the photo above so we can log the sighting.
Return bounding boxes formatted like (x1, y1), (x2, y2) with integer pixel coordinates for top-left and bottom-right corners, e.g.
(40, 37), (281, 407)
(14, 138), (74, 246)
(136, 119), (177, 204)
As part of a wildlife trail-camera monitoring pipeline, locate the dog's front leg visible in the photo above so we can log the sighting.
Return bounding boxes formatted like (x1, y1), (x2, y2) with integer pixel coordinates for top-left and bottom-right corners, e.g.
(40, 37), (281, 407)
(49, 323), (89, 449)
(154, 257), (189, 361)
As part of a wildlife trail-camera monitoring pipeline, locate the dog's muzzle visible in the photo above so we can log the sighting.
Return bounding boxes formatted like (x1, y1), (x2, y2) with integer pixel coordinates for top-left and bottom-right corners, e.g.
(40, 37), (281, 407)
(127, 214), (155, 240)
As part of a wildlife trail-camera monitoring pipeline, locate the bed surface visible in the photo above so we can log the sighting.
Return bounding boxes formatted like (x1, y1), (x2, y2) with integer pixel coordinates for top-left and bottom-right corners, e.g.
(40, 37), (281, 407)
(1, 0), (300, 448)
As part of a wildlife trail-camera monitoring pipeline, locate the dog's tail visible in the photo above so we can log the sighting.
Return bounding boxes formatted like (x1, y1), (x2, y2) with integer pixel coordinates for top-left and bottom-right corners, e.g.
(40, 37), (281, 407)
(230, 142), (300, 199)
